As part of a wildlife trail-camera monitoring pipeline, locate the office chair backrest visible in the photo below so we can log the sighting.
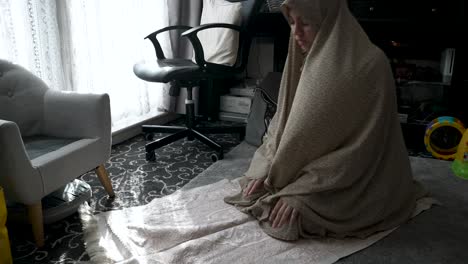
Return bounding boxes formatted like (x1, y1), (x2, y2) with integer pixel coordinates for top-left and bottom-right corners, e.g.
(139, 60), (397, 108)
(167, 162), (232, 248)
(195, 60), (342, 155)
(223, 0), (264, 71)
(226, 0), (263, 29)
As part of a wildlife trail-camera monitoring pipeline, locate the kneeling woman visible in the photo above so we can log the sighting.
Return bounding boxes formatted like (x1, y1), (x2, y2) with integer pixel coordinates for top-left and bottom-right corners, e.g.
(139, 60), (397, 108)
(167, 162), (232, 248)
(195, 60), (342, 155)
(224, 0), (425, 240)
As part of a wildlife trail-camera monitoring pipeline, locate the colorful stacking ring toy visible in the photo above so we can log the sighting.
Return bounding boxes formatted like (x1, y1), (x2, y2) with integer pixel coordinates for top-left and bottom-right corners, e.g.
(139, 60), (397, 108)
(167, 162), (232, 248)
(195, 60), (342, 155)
(424, 116), (466, 160)
(451, 129), (468, 179)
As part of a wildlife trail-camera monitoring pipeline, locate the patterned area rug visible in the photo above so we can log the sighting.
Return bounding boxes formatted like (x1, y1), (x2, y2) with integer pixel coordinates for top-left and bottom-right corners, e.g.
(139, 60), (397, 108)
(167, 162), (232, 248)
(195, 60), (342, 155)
(8, 127), (240, 264)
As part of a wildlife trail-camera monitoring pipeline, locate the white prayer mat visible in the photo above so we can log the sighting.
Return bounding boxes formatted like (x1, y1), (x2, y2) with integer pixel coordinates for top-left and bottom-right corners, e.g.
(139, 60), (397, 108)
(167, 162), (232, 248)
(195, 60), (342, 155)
(80, 179), (434, 264)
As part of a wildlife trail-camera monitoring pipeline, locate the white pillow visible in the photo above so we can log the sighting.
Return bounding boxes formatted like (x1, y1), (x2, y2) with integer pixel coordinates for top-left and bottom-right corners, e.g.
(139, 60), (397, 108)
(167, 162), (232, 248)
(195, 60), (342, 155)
(194, 0), (242, 66)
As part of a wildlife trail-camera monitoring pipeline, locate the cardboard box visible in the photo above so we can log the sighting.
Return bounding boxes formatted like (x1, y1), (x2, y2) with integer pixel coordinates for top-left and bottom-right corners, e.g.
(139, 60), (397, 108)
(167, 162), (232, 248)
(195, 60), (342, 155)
(229, 87), (255, 98)
(219, 95), (252, 115)
(218, 111), (248, 123)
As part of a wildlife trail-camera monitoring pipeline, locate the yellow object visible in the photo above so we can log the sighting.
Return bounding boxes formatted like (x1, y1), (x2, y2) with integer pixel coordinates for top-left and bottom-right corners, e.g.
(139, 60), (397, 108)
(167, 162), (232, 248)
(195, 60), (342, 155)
(0, 187), (13, 264)
(452, 129), (468, 179)
(424, 116), (466, 160)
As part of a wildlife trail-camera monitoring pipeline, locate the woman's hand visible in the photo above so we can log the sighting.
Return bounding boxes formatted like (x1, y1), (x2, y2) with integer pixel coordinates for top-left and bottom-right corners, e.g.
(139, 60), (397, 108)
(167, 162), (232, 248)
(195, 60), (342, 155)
(243, 179), (265, 196)
(269, 199), (298, 229)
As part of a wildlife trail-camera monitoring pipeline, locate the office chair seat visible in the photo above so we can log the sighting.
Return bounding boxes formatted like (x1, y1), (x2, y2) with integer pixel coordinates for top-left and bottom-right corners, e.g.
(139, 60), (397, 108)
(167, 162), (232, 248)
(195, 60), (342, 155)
(134, 59), (203, 83)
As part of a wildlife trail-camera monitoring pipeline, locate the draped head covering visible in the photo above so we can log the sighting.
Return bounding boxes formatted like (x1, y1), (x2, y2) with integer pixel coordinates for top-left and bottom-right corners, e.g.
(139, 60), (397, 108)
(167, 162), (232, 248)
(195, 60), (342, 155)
(225, 0), (425, 240)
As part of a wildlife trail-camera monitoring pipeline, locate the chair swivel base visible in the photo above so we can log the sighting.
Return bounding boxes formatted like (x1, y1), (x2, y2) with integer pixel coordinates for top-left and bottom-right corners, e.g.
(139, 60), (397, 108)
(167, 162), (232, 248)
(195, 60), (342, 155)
(142, 124), (245, 162)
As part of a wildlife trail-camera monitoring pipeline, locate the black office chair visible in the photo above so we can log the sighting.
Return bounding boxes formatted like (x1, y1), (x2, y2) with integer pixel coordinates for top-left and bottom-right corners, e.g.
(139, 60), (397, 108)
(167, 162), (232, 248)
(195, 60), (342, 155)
(133, 0), (264, 162)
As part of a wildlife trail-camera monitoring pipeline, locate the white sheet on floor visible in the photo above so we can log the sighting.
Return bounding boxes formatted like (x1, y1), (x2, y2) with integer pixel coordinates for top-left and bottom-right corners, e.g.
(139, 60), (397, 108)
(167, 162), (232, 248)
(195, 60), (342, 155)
(79, 179), (435, 264)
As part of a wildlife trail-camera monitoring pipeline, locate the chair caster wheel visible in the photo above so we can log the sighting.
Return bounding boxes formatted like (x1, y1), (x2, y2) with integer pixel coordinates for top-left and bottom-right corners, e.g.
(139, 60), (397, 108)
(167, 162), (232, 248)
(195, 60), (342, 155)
(211, 152), (223, 162)
(146, 151), (156, 162)
(145, 133), (154, 141)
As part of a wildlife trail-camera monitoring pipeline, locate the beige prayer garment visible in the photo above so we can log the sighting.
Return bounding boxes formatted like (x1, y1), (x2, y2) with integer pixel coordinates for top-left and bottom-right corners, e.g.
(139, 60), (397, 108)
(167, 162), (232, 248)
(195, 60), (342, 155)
(224, 0), (426, 241)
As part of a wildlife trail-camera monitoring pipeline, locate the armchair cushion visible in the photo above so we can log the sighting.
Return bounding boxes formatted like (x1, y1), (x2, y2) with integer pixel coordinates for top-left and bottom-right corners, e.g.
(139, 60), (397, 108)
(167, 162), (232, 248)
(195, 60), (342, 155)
(22, 136), (78, 160)
(196, 0), (242, 66)
(31, 138), (102, 195)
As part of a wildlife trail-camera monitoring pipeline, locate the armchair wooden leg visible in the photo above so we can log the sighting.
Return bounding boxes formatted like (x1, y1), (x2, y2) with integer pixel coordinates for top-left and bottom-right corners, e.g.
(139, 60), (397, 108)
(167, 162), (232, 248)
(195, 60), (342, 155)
(95, 164), (115, 198)
(27, 203), (44, 248)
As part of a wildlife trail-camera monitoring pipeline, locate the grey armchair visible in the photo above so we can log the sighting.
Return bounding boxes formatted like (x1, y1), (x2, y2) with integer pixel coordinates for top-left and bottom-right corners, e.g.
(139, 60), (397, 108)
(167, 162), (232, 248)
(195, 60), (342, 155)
(0, 59), (115, 247)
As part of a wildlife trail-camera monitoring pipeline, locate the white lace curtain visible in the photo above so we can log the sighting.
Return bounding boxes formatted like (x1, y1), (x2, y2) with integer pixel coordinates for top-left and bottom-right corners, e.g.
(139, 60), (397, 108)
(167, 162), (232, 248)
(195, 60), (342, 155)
(0, 0), (172, 132)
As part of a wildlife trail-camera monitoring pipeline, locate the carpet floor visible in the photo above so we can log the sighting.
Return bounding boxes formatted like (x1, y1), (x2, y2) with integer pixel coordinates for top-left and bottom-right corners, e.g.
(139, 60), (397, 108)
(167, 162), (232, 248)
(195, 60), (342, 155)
(8, 127), (240, 264)
(7, 120), (435, 264)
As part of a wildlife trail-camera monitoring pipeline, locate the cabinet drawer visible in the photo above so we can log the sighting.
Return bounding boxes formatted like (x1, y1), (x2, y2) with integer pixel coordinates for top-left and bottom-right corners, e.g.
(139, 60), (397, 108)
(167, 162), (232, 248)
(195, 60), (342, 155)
(412, 0), (460, 23)
(348, 1), (378, 19)
(348, 0), (410, 20)
(348, 0), (461, 22)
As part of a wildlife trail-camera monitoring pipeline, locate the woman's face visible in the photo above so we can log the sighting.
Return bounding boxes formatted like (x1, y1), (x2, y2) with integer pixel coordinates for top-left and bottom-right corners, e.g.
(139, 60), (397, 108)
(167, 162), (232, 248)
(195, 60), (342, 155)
(286, 7), (316, 53)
